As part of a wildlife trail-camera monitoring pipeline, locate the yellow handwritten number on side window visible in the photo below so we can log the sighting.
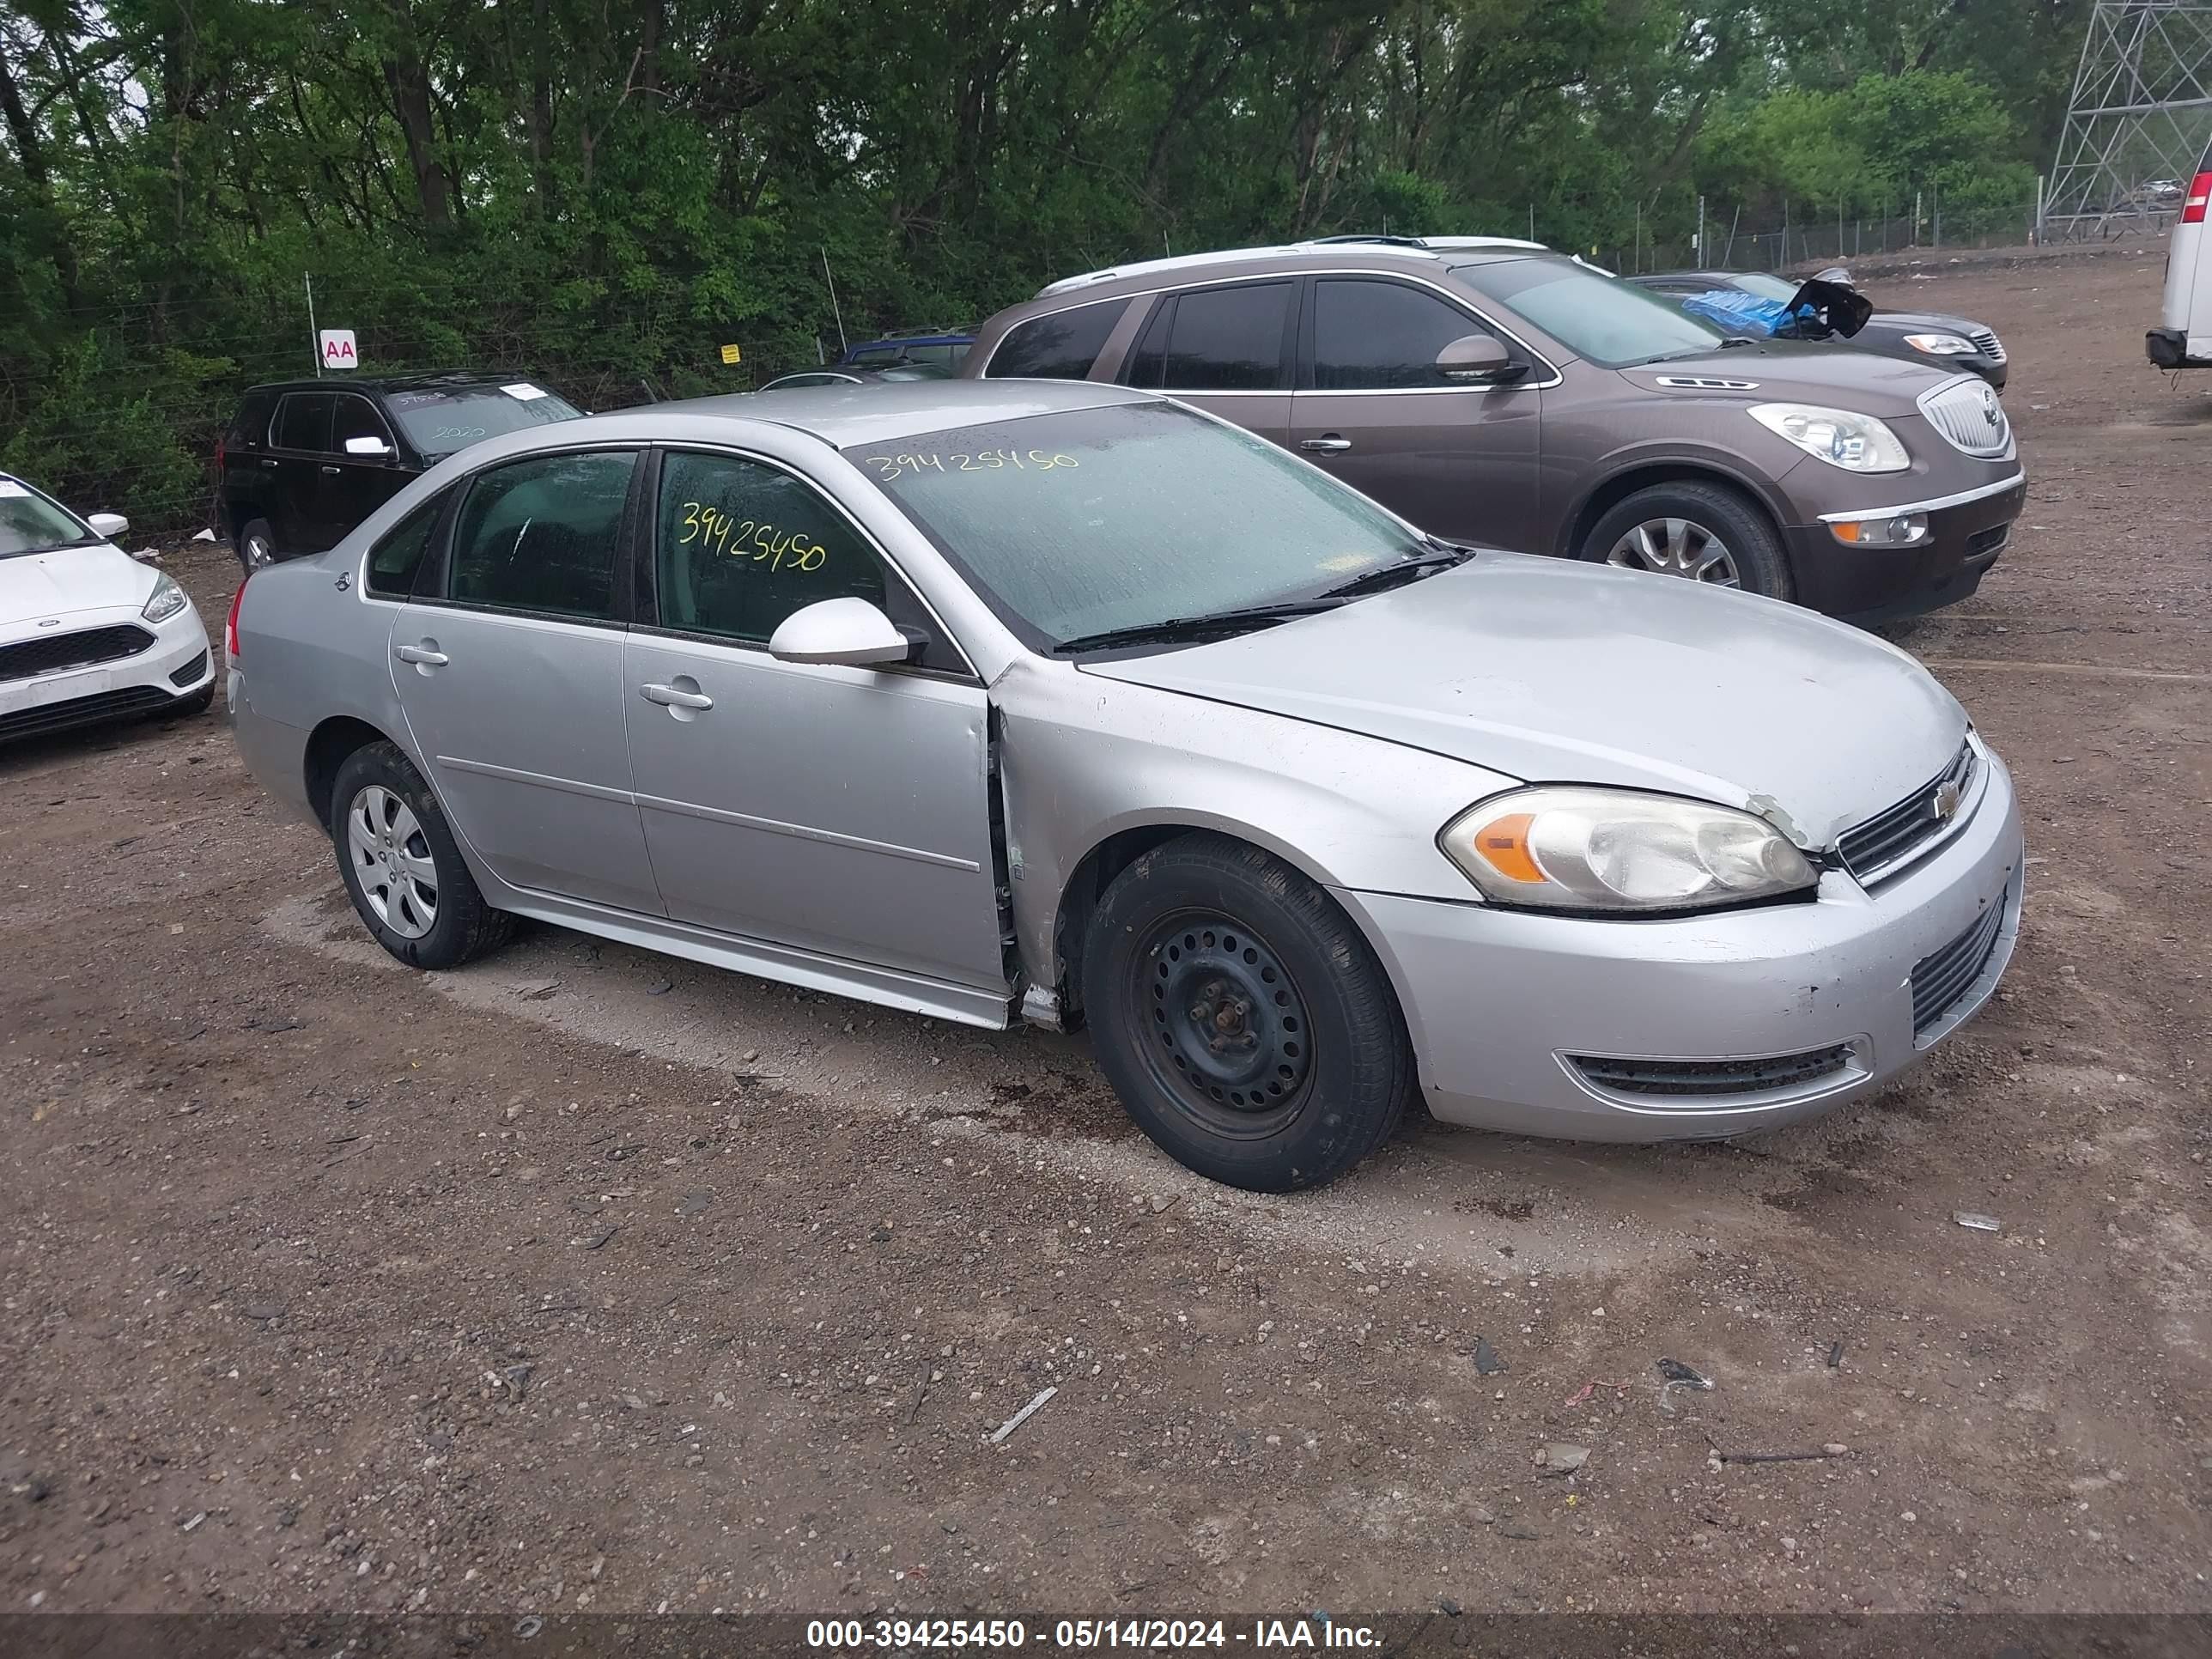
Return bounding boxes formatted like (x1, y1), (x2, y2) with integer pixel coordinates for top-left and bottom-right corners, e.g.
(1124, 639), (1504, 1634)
(676, 503), (827, 572)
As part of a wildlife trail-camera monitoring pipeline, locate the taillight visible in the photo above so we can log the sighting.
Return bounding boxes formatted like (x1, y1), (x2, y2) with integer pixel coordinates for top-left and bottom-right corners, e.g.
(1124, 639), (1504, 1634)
(225, 580), (246, 663)
(2185, 171), (2212, 224)
(213, 434), (226, 471)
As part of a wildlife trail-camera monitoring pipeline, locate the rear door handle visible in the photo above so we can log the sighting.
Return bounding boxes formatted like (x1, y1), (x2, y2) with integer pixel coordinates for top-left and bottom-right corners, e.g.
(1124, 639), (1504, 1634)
(260, 459), (280, 469)
(320, 464), (342, 477)
(1300, 436), (1352, 453)
(640, 683), (714, 711)
(394, 643), (448, 666)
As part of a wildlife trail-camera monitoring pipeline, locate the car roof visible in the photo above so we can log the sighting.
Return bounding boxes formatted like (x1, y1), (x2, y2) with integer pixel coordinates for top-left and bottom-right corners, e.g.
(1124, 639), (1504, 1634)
(635, 378), (1154, 448)
(1036, 235), (1557, 296)
(848, 332), (974, 347)
(243, 371), (531, 396)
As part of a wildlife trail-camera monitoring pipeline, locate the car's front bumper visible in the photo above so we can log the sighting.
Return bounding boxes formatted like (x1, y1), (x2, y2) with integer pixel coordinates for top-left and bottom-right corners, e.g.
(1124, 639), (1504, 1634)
(1338, 746), (2023, 1142)
(1784, 470), (2026, 626)
(0, 601), (214, 744)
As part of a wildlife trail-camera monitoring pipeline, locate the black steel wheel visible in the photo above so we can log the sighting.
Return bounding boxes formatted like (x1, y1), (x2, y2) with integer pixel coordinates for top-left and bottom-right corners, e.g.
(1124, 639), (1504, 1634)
(1084, 833), (1414, 1191)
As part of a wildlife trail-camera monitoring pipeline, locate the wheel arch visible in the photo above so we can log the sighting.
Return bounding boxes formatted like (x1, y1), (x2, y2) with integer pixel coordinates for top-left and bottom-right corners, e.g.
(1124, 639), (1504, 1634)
(303, 715), (397, 829)
(1556, 456), (1792, 564)
(1048, 817), (1370, 1032)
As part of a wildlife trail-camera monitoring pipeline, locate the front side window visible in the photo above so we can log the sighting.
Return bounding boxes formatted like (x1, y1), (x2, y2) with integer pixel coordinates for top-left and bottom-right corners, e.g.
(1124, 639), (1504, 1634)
(1146, 283), (1292, 391)
(272, 392), (334, 453)
(366, 490), (447, 599)
(654, 450), (886, 644)
(858, 401), (1423, 650)
(985, 303), (1124, 380)
(1312, 279), (1500, 389)
(448, 451), (635, 619)
(332, 395), (395, 455)
(1455, 258), (1724, 368)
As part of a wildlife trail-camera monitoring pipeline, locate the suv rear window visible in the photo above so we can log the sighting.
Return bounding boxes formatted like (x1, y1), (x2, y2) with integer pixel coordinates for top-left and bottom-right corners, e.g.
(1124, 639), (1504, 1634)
(985, 304), (1123, 380)
(272, 392), (335, 453)
(226, 392), (278, 449)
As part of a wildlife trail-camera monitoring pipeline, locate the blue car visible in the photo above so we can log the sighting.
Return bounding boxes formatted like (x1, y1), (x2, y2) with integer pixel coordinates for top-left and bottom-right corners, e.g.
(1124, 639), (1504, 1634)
(838, 330), (975, 372)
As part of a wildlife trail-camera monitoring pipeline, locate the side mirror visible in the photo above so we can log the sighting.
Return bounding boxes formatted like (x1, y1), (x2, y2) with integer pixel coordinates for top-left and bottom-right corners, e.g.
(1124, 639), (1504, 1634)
(343, 436), (396, 459)
(1436, 334), (1524, 385)
(767, 597), (915, 667)
(86, 511), (130, 539)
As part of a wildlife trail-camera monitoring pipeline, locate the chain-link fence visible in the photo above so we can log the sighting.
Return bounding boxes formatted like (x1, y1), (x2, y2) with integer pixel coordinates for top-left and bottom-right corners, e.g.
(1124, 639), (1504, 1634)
(1589, 194), (2047, 276)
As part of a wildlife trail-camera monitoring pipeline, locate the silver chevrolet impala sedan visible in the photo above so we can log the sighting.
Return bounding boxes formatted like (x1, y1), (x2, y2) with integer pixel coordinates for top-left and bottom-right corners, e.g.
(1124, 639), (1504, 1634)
(228, 380), (2022, 1191)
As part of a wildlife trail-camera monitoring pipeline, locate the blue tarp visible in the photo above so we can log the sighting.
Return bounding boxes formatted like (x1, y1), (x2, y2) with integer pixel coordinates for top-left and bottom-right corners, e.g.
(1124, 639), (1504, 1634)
(1678, 289), (1818, 338)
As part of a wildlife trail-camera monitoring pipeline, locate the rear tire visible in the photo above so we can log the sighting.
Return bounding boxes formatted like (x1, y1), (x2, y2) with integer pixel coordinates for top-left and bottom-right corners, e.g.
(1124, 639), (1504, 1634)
(1082, 833), (1413, 1193)
(1580, 481), (1793, 600)
(235, 517), (277, 573)
(330, 741), (515, 970)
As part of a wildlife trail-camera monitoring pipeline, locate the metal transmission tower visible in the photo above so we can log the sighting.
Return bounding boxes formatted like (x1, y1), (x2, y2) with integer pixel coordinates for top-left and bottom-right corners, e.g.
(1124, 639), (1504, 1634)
(2047, 1), (2212, 239)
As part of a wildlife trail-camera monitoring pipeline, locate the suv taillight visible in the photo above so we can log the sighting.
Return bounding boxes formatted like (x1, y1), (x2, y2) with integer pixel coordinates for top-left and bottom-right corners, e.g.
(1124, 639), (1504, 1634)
(225, 580), (246, 663)
(214, 434), (226, 471)
(2185, 172), (2212, 224)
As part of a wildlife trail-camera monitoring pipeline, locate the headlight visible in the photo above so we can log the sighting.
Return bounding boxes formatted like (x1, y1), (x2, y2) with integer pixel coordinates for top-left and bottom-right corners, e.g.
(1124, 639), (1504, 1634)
(1439, 787), (1818, 914)
(1903, 332), (1978, 356)
(142, 572), (189, 623)
(1747, 402), (1909, 472)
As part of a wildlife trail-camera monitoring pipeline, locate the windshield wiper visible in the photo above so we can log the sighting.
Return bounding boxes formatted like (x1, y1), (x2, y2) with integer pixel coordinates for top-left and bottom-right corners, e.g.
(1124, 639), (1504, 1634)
(1319, 539), (1478, 600)
(1052, 601), (1338, 655)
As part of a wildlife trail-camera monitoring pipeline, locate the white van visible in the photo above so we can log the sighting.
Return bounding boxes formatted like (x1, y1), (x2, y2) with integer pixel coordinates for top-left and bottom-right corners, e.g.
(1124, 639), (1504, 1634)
(2150, 161), (2212, 367)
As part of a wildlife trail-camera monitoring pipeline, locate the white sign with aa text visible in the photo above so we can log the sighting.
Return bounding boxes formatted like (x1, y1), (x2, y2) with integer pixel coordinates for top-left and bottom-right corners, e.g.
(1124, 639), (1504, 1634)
(319, 329), (359, 370)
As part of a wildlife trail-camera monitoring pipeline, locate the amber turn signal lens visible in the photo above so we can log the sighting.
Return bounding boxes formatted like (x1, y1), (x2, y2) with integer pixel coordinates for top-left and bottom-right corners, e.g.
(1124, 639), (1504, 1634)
(1469, 811), (1545, 884)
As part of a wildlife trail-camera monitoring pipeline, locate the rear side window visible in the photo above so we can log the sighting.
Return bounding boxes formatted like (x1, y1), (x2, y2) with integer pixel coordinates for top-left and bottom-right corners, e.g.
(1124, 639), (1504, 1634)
(366, 490), (447, 599)
(653, 450), (887, 644)
(449, 451), (636, 620)
(985, 303), (1123, 380)
(1312, 279), (1495, 389)
(227, 392), (277, 449)
(272, 392), (335, 453)
(1136, 283), (1292, 392)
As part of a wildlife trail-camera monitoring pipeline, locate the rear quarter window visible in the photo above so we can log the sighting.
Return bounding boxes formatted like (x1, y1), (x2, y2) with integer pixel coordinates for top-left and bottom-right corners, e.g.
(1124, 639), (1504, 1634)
(984, 302), (1126, 380)
(227, 392), (278, 448)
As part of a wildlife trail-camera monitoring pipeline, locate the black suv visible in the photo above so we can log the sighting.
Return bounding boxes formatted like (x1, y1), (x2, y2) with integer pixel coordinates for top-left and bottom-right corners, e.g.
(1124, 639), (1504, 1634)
(215, 373), (583, 570)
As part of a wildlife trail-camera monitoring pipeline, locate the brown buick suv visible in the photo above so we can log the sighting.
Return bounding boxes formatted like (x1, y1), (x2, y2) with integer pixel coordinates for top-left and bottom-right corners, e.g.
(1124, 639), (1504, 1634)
(963, 236), (2023, 623)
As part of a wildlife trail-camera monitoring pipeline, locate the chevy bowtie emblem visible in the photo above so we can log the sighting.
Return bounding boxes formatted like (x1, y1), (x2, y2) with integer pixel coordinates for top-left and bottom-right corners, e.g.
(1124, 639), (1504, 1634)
(1930, 781), (1962, 822)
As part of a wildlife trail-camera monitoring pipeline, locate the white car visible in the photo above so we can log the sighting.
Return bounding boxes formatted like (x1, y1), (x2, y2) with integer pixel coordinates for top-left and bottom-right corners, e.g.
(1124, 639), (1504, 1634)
(1, 474), (215, 743)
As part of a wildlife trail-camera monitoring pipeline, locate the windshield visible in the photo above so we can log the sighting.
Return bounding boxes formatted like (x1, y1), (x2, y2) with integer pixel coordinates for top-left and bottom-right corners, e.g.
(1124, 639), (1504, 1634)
(1460, 258), (1727, 367)
(859, 402), (1425, 651)
(0, 477), (96, 557)
(384, 383), (584, 456)
(1729, 272), (1800, 303)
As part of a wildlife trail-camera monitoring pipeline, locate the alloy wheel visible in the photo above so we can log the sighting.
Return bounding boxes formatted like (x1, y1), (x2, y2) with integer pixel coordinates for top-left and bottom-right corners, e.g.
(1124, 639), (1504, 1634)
(345, 784), (440, 939)
(1605, 517), (1741, 585)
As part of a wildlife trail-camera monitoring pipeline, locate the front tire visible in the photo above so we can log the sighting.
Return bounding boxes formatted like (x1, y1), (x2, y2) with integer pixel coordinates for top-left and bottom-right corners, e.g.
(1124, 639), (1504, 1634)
(330, 741), (515, 970)
(1580, 481), (1793, 600)
(1082, 834), (1414, 1192)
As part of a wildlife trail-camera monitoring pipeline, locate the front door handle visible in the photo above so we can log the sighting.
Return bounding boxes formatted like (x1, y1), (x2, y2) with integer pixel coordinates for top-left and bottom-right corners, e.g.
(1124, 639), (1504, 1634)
(1300, 436), (1352, 453)
(640, 682), (714, 712)
(321, 464), (342, 477)
(394, 643), (449, 666)
(260, 459), (280, 469)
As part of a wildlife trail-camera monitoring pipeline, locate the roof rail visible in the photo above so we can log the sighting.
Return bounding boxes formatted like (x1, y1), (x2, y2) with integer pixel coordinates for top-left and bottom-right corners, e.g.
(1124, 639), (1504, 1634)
(1036, 238), (1449, 297)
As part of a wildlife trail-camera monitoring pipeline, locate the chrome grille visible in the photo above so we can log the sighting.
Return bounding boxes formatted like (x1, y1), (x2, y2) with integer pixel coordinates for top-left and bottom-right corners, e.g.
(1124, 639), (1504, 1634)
(1570, 1045), (1856, 1099)
(0, 623), (154, 685)
(1837, 742), (1978, 883)
(1911, 902), (2006, 1035)
(1918, 376), (2012, 458)
(1967, 326), (2006, 364)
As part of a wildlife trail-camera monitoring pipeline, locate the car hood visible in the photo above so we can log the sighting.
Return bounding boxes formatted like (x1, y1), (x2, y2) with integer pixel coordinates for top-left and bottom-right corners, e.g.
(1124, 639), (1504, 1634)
(0, 544), (150, 625)
(1078, 554), (1966, 850)
(1616, 339), (1954, 416)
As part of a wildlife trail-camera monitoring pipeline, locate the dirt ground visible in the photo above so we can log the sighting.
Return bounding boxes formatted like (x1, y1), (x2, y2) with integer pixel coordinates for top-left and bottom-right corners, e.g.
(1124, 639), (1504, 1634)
(3, 245), (2209, 1631)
